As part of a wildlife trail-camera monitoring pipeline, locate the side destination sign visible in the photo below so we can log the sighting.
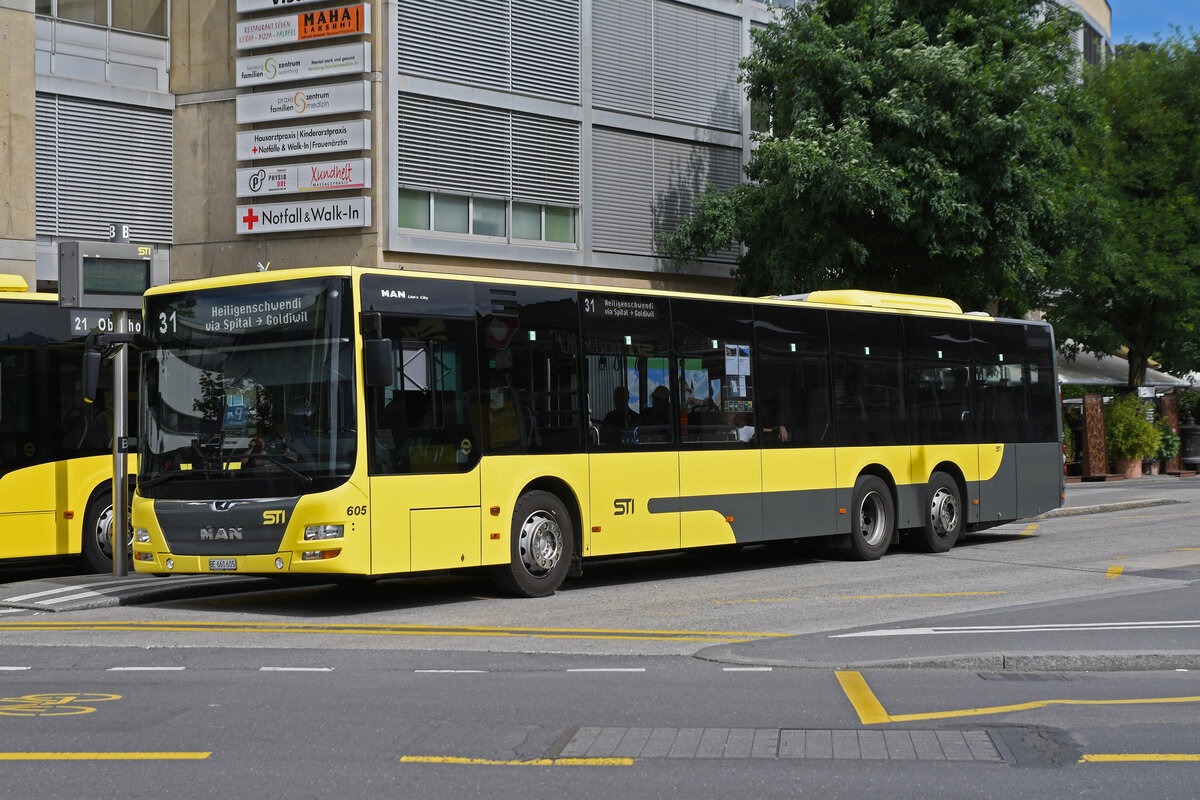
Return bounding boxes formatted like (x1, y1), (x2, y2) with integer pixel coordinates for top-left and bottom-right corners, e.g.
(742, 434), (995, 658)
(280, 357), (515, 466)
(237, 119), (370, 160)
(237, 197), (372, 234)
(236, 3), (369, 50)
(236, 42), (370, 88)
(236, 80), (370, 124)
(236, 158), (371, 197)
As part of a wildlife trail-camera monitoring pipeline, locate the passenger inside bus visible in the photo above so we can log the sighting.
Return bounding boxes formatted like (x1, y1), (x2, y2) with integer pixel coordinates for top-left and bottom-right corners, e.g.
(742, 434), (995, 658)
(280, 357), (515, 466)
(600, 386), (639, 444)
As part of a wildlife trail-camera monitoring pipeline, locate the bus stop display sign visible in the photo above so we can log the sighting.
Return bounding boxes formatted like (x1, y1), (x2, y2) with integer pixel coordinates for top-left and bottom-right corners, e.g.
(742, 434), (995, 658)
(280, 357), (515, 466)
(58, 241), (154, 310)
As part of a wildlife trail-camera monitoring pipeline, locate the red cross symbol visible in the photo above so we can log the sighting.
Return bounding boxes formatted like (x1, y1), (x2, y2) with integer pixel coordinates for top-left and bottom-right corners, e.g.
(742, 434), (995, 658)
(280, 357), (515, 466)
(242, 208), (259, 230)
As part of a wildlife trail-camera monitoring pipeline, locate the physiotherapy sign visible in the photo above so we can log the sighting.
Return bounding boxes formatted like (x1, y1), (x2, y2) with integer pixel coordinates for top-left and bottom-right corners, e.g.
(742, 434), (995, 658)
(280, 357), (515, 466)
(236, 80), (371, 124)
(236, 119), (371, 160)
(236, 3), (370, 50)
(237, 197), (372, 234)
(236, 42), (370, 88)
(236, 157), (372, 197)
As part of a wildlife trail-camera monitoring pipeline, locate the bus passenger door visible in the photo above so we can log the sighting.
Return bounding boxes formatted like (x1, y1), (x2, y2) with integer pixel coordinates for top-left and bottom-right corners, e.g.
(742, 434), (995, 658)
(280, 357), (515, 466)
(365, 313), (482, 574)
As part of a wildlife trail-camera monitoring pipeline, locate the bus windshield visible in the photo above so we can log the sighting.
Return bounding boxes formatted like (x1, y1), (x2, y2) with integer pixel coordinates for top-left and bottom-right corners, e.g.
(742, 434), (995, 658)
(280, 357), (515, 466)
(139, 277), (355, 500)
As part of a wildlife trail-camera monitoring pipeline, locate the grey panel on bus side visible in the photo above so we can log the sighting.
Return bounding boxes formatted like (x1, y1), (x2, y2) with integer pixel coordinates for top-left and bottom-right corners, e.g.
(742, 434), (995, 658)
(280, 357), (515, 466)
(978, 445), (1018, 526)
(1016, 441), (1064, 518)
(651, 488), (839, 542)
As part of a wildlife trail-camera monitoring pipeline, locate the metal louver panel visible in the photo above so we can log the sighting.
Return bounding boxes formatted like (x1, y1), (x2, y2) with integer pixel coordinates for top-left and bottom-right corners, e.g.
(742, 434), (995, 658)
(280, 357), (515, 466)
(35, 94), (173, 242)
(653, 0), (742, 132)
(512, 113), (580, 206)
(592, 0), (652, 116)
(591, 127), (654, 255)
(398, 94), (582, 208)
(653, 137), (740, 262)
(34, 96), (59, 233)
(593, 127), (740, 259)
(397, 94), (511, 197)
(511, 0), (580, 102)
(397, 0), (510, 92)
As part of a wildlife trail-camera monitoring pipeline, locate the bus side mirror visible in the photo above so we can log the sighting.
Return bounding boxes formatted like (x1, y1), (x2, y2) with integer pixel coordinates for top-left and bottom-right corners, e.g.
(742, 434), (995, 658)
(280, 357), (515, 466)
(82, 349), (101, 404)
(363, 338), (393, 388)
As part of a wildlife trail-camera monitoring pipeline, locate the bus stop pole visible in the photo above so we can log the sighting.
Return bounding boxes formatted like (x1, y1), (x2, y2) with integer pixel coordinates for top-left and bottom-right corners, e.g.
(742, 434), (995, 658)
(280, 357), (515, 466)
(112, 310), (129, 578)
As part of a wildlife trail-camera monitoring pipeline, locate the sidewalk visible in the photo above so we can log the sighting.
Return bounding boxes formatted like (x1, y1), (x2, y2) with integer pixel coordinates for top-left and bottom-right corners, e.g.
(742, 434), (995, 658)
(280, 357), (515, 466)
(1052, 473), (1197, 517)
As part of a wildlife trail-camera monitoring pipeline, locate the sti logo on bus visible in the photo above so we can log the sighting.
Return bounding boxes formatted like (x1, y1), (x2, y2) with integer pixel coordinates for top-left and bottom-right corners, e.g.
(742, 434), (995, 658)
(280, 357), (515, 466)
(200, 526), (243, 540)
(263, 510), (287, 525)
(613, 498), (634, 515)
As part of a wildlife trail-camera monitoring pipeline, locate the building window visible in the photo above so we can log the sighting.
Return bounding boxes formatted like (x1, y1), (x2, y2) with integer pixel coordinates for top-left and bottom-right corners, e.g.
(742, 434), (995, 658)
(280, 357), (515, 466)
(398, 190), (577, 245)
(1083, 24), (1103, 67)
(38, 0), (167, 35)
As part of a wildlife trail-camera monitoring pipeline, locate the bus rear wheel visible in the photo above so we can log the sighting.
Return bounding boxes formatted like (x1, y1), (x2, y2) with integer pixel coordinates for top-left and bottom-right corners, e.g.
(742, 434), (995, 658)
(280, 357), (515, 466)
(849, 475), (894, 561)
(919, 472), (962, 553)
(490, 490), (573, 598)
(82, 488), (131, 573)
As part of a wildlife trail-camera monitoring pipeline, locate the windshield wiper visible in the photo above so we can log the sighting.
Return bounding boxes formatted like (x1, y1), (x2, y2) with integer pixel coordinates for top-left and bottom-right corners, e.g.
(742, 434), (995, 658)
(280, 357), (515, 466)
(251, 453), (314, 486)
(138, 467), (224, 491)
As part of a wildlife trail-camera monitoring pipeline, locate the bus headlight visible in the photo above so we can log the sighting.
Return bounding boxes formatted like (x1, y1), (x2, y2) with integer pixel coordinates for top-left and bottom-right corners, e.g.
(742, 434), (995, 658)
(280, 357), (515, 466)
(304, 524), (344, 541)
(135, 528), (150, 543)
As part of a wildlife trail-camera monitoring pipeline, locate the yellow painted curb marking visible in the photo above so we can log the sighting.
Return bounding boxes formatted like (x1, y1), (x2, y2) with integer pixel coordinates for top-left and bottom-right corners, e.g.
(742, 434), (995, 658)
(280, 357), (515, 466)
(0, 752), (210, 760)
(1021, 523), (1038, 537)
(836, 671), (1200, 724)
(1105, 565), (1124, 579)
(400, 756), (633, 766)
(1081, 754), (1200, 763)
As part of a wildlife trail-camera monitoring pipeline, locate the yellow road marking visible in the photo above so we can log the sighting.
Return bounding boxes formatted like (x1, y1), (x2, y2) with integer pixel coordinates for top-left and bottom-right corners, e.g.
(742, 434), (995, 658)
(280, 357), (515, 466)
(1021, 523), (1038, 537)
(1081, 754), (1200, 763)
(0, 620), (785, 644)
(835, 671), (891, 725)
(0, 752), (210, 760)
(1105, 565), (1124, 579)
(836, 670), (1200, 724)
(827, 591), (1006, 600)
(400, 756), (633, 766)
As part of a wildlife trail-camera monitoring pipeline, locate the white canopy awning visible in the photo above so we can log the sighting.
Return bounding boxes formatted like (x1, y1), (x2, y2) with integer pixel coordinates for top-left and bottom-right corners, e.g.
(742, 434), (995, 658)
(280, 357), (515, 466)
(1057, 351), (1192, 389)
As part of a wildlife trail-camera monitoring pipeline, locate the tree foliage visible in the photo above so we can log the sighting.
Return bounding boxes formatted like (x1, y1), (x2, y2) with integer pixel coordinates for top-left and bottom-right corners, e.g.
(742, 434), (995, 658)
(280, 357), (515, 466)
(659, 0), (1088, 316)
(1047, 36), (1200, 387)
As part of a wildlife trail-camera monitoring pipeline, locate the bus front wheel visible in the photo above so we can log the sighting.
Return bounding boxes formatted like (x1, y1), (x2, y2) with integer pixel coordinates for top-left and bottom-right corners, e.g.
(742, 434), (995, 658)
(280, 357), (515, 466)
(849, 475), (894, 561)
(919, 472), (962, 553)
(491, 490), (573, 598)
(82, 488), (131, 574)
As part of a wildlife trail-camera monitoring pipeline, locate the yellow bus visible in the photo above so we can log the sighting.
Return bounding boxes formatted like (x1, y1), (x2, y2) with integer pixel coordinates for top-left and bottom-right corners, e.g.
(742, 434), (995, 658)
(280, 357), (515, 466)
(129, 266), (1063, 595)
(0, 274), (135, 572)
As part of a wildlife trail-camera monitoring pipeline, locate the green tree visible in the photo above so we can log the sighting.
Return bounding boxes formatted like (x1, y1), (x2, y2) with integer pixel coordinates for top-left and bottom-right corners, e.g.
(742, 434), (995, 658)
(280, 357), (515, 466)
(659, 0), (1088, 316)
(1048, 36), (1200, 387)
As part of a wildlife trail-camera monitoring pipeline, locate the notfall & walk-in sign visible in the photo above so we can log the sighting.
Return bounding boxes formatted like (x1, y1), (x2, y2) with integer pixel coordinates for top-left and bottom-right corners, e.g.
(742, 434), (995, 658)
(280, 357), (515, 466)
(236, 197), (372, 234)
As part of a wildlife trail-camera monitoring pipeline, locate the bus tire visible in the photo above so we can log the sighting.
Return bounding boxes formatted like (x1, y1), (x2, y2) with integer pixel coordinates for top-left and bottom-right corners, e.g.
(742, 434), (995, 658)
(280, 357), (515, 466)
(919, 472), (962, 553)
(491, 490), (573, 598)
(82, 488), (130, 573)
(849, 475), (893, 561)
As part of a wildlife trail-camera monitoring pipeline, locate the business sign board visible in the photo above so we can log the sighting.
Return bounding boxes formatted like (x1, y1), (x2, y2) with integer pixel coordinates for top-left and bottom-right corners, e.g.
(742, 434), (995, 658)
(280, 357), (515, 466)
(232, 118), (364, 160)
(236, 157), (371, 197)
(236, 80), (370, 124)
(237, 0), (327, 13)
(237, 197), (372, 234)
(236, 4), (369, 50)
(236, 42), (370, 88)
(237, 119), (371, 160)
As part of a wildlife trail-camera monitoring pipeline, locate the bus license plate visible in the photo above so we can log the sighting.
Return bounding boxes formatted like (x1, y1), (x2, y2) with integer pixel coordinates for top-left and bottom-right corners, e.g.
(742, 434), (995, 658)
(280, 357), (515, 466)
(208, 558), (237, 571)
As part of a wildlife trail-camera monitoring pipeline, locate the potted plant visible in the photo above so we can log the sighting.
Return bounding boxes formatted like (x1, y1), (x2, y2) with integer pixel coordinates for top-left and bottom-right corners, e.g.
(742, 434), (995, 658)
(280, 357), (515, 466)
(1152, 420), (1181, 473)
(1106, 394), (1161, 478)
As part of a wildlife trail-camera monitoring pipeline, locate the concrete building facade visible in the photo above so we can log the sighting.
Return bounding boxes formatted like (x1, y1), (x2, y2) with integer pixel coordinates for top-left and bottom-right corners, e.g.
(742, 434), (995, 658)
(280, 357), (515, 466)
(3, 0), (1113, 293)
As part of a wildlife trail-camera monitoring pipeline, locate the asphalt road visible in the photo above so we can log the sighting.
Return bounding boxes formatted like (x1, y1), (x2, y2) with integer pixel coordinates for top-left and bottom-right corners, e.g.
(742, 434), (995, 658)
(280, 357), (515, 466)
(0, 475), (1195, 797)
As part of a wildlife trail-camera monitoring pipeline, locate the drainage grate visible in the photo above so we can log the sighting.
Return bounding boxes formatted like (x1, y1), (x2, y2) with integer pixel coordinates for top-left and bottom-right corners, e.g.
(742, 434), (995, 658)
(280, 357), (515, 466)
(551, 727), (1004, 762)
